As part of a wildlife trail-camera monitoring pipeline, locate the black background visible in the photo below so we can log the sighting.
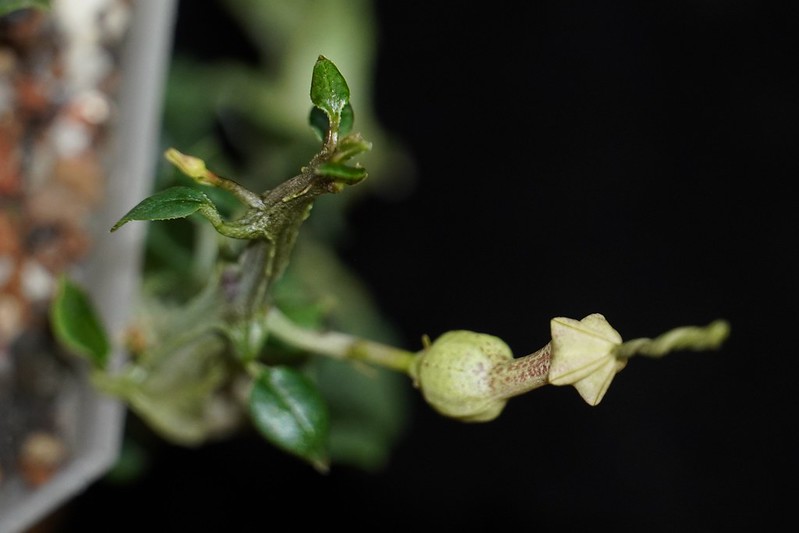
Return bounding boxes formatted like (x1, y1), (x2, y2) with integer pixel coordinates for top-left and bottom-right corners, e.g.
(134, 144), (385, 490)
(55, 1), (797, 531)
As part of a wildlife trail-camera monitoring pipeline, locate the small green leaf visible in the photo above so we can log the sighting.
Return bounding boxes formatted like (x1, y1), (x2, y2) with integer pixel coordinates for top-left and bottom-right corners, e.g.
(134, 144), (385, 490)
(249, 366), (330, 471)
(309, 107), (328, 142)
(110, 186), (213, 232)
(309, 103), (354, 142)
(315, 162), (367, 184)
(308, 104), (355, 141)
(333, 133), (372, 162)
(310, 55), (350, 121)
(0, 0), (50, 17)
(339, 103), (354, 135)
(50, 276), (110, 368)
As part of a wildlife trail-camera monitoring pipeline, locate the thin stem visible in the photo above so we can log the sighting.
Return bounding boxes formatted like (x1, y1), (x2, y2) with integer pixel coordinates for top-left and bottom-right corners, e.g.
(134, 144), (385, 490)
(488, 343), (552, 400)
(201, 171), (264, 209)
(265, 308), (417, 374)
(165, 147), (263, 208)
(197, 204), (261, 240)
(615, 319), (730, 359)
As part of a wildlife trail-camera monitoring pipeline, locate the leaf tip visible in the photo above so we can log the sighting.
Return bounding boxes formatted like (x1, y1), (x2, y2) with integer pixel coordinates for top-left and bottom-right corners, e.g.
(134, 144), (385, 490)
(49, 276), (111, 369)
(311, 456), (330, 474)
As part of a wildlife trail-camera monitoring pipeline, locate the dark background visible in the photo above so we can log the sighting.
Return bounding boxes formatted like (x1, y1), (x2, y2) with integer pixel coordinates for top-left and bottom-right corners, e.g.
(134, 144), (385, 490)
(55, 1), (796, 531)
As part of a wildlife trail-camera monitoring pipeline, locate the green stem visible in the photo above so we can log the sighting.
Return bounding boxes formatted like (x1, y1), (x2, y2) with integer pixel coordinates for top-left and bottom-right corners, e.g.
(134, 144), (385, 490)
(201, 172), (264, 209)
(197, 204), (261, 240)
(165, 147), (263, 208)
(264, 308), (417, 374)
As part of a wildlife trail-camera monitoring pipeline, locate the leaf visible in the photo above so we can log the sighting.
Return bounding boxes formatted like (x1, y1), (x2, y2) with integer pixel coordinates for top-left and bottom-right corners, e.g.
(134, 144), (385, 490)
(0, 0), (50, 17)
(314, 357), (410, 472)
(333, 132), (371, 162)
(309, 107), (328, 142)
(309, 103), (354, 143)
(110, 186), (213, 232)
(339, 103), (354, 135)
(315, 162), (367, 184)
(50, 276), (110, 369)
(310, 55), (350, 121)
(249, 366), (330, 471)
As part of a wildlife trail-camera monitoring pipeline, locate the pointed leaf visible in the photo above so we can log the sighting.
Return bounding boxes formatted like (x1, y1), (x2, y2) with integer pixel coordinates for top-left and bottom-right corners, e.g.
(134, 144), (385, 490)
(110, 186), (213, 232)
(249, 366), (330, 471)
(49, 277), (110, 368)
(310, 55), (350, 120)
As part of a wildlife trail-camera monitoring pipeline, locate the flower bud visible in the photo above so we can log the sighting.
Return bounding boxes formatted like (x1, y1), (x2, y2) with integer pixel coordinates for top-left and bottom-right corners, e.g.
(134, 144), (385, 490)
(410, 330), (513, 422)
(547, 313), (730, 406)
(165, 148), (208, 179)
(548, 313), (625, 406)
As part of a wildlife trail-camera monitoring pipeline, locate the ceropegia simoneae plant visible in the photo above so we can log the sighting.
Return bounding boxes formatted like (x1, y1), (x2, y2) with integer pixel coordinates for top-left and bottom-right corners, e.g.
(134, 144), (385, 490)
(51, 56), (730, 472)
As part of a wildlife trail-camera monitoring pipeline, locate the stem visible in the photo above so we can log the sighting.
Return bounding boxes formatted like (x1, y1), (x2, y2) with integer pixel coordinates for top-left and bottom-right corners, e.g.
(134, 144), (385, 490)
(198, 204), (261, 240)
(165, 147), (263, 208)
(230, 240), (271, 319)
(489, 343), (552, 400)
(202, 171), (264, 209)
(264, 308), (417, 374)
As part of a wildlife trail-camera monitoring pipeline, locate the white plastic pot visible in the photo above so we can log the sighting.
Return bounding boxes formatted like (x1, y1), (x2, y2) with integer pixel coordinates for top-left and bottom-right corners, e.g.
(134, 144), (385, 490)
(0, 1), (177, 532)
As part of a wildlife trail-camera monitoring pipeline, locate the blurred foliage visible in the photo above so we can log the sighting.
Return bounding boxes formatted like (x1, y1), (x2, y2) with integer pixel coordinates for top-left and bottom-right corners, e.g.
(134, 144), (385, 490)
(0, 0), (50, 17)
(140, 0), (414, 471)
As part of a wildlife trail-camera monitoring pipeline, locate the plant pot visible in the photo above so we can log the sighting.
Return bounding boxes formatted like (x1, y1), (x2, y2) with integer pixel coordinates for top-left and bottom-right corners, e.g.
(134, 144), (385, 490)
(0, 1), (177, 531)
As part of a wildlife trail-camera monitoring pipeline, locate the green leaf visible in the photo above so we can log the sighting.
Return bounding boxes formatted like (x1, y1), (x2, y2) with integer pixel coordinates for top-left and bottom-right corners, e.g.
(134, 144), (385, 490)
(104, 437), (149, 484)
(249, 366), (330, 471)
(0, 0), (50, 16)
(333, 132), (372, 162)
(315, 357), (410, 472)
(308, 107), (328, 142)
(50, 276), (110, 369)
(309, 103), (354, 142)
(339, 103), (354, 135)
(110, 186), (213, 232)
(315, 162), (367, 184)
(310, 55), (350, 121)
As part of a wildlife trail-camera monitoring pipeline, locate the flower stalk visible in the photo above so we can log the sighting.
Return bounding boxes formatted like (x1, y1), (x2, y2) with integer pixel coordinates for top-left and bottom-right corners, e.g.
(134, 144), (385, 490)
(264, 308), (416, 373)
